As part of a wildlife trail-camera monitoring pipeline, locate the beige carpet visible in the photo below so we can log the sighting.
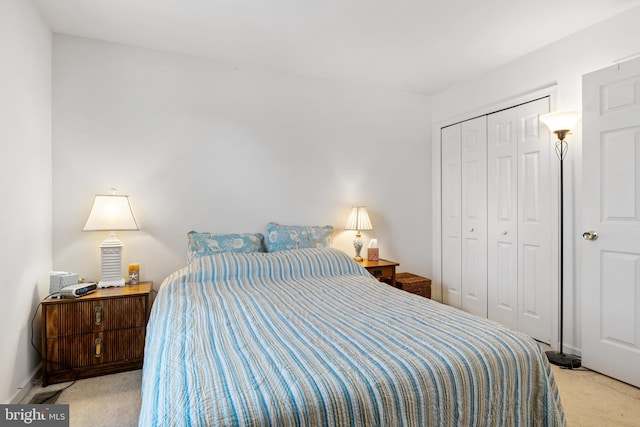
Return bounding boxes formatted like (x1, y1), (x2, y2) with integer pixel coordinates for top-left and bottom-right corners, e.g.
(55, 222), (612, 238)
(551, 365), (640, 426)
(22, 365), (640, 426)
(22, 370), (142, 427)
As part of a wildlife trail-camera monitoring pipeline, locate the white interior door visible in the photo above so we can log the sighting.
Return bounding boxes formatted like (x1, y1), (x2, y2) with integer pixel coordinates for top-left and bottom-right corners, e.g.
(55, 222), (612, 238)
(488, 108), (519, 330)
(516, 98), (551, 343)
(582, 57), (640, 388)
(461, 117), (488, 317)
(441, 124), (462, 308)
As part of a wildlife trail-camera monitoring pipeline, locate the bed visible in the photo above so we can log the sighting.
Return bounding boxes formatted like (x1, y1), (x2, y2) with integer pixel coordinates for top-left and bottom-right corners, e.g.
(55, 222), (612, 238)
(139, 247), (565, 426)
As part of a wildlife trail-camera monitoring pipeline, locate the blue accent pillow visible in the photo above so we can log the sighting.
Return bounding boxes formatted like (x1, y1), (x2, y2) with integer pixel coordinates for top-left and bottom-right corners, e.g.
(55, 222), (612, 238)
(265, 222), (334, 252)
(187, 231), (265, 264)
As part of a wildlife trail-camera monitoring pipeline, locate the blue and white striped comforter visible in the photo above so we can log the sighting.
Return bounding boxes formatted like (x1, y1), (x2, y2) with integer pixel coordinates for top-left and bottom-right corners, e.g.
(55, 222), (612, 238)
(140, 248), (564, 426)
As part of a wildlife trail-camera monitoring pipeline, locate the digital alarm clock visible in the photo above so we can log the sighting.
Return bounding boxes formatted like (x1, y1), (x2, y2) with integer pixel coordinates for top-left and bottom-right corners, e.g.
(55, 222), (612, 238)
(60, 282), (98, 298)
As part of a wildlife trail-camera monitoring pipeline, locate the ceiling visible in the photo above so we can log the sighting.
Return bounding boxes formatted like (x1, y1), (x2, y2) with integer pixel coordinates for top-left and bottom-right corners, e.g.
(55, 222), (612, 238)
(32, 0), (640, 95)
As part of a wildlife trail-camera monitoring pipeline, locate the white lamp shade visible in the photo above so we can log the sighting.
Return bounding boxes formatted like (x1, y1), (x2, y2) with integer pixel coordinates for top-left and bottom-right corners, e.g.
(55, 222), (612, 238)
(540, 111), (581, 133)
(83, 194), (139, 231)
(345, 206), (373, 231)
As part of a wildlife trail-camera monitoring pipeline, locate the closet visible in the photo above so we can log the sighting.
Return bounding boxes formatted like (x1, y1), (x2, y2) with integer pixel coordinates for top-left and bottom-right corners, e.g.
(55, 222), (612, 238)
(441, 97), (552, 343)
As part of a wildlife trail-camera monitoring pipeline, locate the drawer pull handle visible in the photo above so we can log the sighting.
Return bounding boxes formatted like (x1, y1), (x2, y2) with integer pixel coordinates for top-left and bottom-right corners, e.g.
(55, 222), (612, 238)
(94, 306), (103, 325)
(94, 338), (103, 358)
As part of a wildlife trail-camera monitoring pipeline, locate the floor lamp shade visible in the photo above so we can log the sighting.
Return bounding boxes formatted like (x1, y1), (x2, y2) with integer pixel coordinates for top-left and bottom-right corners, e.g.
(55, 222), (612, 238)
(540, 111), (581, 134)
(83, 194), (139, 288)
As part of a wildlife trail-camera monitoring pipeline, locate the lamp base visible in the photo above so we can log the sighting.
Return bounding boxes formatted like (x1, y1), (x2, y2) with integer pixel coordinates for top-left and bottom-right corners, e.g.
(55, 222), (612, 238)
(99, 232), (125, 288)
(546, 350), (582, 369)
(353, 235), (363, 262)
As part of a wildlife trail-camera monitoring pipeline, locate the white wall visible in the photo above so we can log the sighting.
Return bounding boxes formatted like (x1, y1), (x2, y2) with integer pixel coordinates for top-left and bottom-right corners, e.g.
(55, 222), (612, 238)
(52, 35), (432, 290)
(0, 0), (52, 404)
(431, 5), (640, 354)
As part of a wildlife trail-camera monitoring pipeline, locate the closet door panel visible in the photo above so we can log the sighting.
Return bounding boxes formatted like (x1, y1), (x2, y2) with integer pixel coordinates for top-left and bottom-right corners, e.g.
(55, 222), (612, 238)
(488, 108), (518, 330)
(517, 98), (551, 342)
(441, 125), (462, 308)
(496, 241), (517, 309)
(461, 117), (488, 317)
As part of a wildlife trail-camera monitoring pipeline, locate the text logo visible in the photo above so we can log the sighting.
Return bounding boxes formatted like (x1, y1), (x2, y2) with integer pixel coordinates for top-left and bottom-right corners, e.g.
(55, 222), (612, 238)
(0, 405), (69, 426)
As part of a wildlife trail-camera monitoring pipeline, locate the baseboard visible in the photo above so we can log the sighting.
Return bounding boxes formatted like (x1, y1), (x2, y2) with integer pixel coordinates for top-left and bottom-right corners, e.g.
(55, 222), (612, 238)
(562, 344), (582, 357)
(9, 363), (41, 404)
(538, 340), (583, 358)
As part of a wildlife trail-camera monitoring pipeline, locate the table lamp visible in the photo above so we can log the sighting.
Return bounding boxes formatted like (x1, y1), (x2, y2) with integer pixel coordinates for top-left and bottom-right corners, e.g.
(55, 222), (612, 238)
(345, 206), (373, 261)
(82, 190), (139, 288)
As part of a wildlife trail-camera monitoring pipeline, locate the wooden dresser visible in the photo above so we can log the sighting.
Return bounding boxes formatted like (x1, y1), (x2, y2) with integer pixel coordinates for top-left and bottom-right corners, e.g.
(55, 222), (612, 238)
(41, 282), (152, 386)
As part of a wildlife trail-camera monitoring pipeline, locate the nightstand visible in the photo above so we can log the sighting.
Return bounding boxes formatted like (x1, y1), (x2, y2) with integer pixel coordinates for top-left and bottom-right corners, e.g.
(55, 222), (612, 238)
(41, 281), (152, 386)
(357, 259), (399, 287)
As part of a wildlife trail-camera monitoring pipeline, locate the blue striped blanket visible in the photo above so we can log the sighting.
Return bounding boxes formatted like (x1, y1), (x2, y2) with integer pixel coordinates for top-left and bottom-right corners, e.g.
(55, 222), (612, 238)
(140, 248), (564, 426)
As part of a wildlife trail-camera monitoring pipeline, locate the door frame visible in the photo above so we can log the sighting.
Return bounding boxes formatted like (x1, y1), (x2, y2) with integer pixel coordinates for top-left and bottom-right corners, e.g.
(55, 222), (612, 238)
(432, 85), (561, 348)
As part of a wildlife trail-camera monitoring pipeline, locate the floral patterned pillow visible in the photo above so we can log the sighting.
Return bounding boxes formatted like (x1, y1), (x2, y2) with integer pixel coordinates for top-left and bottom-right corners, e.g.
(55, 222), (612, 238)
(187, 231), (265, 264)
(265, 222), (334, 252)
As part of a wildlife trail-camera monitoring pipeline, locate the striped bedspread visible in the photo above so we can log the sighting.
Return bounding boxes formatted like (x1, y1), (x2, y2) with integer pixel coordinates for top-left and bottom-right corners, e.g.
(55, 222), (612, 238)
(140, 248), (564, 426)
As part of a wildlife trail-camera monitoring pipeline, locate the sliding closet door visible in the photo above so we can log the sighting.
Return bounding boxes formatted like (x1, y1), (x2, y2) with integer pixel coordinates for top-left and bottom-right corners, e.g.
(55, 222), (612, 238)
(461, 117), (488, 317)
(516, 98), (552, 343)
(441, 124), (462, 308)
(487, 99), (551, 342)
(487, 108), (519, 330)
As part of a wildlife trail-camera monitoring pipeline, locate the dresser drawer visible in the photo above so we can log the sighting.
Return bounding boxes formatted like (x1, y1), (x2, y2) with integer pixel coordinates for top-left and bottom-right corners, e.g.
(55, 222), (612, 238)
(45, 327), (145, 370)
(368, 265), (395, 281)
(45, 295), (147, 338)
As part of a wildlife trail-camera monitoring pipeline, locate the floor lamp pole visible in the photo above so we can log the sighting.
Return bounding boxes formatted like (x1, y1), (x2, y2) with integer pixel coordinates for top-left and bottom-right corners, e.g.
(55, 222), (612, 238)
(559, 154), (564, 355)
(546, 134), (582, 369)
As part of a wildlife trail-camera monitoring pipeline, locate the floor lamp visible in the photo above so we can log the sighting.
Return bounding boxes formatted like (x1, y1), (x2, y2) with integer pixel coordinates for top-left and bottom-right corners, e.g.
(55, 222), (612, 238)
(540, 111), (582, 369)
